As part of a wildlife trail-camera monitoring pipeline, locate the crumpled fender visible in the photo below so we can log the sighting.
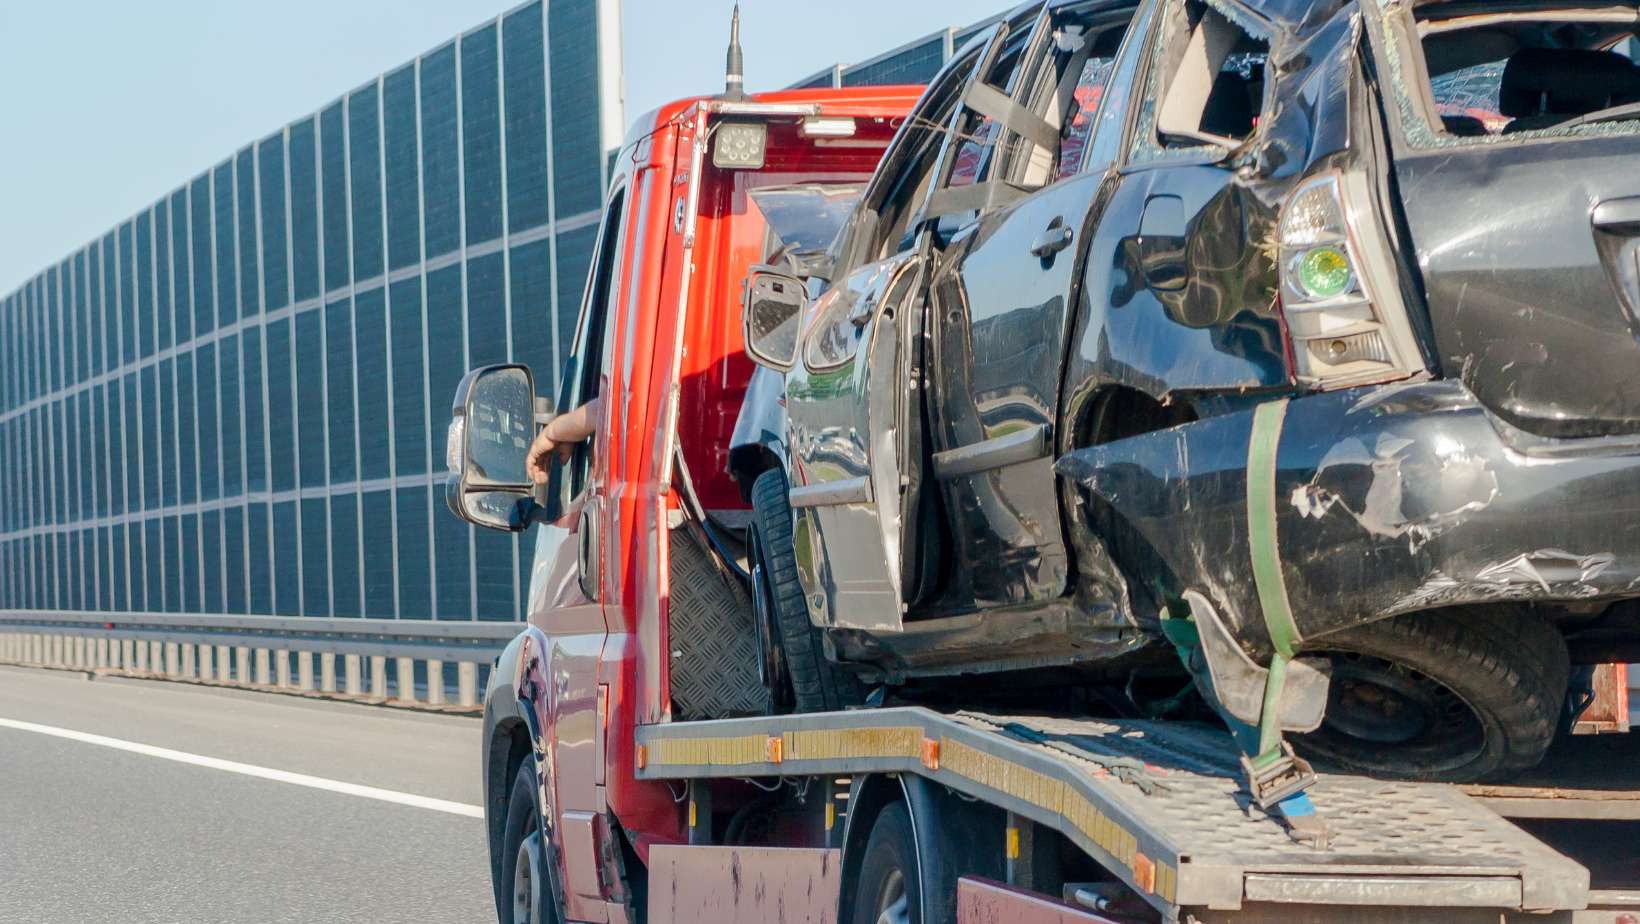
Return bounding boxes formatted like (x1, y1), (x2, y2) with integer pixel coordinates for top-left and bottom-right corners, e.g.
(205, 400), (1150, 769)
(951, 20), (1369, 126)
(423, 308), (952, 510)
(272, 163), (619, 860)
(1057, 381), (1640, 661)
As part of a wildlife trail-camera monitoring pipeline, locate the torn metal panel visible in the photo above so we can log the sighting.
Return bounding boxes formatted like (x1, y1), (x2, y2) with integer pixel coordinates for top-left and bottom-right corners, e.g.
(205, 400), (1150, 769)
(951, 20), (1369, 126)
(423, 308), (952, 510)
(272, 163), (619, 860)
(1059, 381), (1640, 658)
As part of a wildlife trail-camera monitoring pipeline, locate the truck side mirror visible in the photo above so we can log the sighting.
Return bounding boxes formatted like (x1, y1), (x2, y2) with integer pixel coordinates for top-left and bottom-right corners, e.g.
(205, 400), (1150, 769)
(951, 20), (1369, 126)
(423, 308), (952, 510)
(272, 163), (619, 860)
(742, 266), (808, 372)
(445, 364), (541, 532)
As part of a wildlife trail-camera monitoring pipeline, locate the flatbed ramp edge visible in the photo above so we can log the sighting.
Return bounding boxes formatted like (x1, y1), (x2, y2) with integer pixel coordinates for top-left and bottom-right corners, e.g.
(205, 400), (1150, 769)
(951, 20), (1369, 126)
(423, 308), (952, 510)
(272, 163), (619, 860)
(635, 706), (1591, 920)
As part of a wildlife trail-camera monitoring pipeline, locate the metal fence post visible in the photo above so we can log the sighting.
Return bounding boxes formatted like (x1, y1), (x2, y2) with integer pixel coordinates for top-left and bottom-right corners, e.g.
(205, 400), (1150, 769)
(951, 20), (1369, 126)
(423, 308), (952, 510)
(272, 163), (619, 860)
(198, 644), (213, 681)
(320, 653), (337, 692)
(298, 652), (314, 690)
(275, 650), (292, 688)
(165, 642), (181, 678)
(255, 648), (272, 685)
(236, 646), (251, 684)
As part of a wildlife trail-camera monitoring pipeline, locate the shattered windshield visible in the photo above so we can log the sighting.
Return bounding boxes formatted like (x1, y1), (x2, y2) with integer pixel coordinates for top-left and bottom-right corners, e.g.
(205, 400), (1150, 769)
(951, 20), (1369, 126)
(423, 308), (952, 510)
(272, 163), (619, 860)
(749, 183), (865, 255)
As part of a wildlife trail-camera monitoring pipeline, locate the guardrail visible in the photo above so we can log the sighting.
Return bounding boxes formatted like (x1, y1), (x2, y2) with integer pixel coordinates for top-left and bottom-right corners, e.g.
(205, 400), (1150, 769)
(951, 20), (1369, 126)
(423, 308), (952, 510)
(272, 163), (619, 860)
(0, 610), (520, 710)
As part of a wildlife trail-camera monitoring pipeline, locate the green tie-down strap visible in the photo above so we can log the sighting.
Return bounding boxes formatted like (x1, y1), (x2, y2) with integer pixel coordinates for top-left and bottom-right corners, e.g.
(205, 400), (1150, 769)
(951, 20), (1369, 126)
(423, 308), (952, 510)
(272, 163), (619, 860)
(1247, 398), (1302, 764)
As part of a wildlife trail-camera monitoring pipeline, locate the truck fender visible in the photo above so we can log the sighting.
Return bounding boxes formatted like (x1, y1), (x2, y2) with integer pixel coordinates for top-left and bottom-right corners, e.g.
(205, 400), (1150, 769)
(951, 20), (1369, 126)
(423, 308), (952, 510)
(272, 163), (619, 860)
(838, 774), (1004, 922)
(481, 630), (528, 910)
(728, 364), (790, 500)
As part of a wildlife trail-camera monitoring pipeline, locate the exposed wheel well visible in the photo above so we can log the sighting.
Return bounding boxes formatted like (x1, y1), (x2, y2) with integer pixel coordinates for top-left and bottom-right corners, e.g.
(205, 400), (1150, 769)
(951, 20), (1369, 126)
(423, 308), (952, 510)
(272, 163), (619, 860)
(1076, 386), (1199, 449)
(729, 444), (780, 503)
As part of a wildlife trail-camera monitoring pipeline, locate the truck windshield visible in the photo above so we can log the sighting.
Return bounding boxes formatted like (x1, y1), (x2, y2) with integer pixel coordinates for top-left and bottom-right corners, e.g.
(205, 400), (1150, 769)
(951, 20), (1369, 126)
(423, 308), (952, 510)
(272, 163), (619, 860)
(748, 183), (864, 255)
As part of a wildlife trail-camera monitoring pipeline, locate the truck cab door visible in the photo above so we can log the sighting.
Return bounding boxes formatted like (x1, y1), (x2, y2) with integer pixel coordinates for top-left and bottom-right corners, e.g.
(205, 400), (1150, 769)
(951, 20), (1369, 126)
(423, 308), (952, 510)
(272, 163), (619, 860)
(922, 1), (1148, 611)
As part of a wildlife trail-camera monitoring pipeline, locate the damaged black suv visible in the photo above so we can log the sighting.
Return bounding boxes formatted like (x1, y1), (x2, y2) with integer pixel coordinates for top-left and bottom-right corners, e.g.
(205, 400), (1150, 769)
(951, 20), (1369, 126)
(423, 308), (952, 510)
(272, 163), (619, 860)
(732, 0), (1640, 784)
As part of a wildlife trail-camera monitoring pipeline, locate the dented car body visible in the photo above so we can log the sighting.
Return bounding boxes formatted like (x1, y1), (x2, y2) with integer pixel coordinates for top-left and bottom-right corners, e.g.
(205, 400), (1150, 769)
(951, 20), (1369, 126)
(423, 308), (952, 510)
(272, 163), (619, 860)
(736, 0), (1640, 778)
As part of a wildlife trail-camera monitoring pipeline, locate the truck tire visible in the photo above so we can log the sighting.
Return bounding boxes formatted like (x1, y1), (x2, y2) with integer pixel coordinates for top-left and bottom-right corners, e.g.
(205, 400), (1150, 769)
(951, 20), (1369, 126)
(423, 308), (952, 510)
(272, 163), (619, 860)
(500, 760), (563, 924)
(1296, 605), (1568, 782)
(750, 468), (862, 712)
(847, 802), (919, 924)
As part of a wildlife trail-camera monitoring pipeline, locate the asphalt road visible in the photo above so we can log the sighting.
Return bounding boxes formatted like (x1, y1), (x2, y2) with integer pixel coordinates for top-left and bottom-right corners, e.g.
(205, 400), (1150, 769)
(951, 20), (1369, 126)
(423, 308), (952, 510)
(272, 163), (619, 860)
(0, 664), (495, 923)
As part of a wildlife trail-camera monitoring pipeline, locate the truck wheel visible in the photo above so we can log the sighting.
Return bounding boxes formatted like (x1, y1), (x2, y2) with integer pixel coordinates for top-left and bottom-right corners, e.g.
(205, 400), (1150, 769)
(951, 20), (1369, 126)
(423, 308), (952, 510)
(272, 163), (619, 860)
(500, 760), (563, 924)
(750, 468), (862, 712)
(848, 803), (919, 924)
(1296, 606), (1568, 782)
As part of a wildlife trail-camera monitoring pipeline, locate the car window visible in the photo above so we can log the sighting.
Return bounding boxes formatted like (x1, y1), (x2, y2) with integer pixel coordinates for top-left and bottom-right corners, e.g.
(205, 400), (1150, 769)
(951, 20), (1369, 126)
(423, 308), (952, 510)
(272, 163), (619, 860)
(946, 24), (1034, 188)
(1409, 10), (1640, 141)
(848, 46), (983, 261)
(994, 4), (1139, 186)
(1083, 0), (1159, 171)
(557, 183), (628, 500)
(1133, 0), (1270, 160)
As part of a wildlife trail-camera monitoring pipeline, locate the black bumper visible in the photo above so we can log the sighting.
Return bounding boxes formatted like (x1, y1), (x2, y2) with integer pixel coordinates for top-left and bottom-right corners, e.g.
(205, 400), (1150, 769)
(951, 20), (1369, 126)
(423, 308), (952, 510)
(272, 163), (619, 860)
(1058, 381), (1640, 656)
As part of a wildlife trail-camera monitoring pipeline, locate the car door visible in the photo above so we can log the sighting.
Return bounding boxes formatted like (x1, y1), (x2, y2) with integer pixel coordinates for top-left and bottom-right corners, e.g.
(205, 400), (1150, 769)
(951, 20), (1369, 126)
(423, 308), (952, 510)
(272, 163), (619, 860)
(922, 0), (1147, 612)
(783, 45), (986, 633)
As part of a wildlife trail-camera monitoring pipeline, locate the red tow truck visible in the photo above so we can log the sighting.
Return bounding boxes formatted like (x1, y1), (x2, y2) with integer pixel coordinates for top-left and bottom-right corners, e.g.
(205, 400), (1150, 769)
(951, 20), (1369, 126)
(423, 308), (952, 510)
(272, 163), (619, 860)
(442, 43), (1638, 924)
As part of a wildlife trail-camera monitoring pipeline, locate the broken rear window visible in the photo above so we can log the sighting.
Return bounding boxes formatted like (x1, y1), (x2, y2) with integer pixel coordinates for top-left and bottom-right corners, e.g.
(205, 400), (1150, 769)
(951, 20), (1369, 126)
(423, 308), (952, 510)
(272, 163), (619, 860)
(1410, 5), (1640, 141)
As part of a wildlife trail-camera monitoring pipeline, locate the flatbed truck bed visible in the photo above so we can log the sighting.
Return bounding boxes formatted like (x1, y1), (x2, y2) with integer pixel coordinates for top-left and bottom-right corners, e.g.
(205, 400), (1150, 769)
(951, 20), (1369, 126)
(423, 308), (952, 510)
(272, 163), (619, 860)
(636, 707), (1638, 922)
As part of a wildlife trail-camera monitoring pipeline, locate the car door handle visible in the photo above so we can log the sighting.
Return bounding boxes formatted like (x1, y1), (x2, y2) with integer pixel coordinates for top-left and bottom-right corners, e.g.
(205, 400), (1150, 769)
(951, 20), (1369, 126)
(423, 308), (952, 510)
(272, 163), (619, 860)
(1593, 196), (1640, 232)
(1030, 219), (1074, 258)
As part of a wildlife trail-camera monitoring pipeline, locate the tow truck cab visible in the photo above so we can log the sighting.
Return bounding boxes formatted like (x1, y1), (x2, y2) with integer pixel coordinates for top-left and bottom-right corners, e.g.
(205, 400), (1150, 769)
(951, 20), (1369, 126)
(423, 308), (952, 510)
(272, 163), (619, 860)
(448, 86), (919, 922)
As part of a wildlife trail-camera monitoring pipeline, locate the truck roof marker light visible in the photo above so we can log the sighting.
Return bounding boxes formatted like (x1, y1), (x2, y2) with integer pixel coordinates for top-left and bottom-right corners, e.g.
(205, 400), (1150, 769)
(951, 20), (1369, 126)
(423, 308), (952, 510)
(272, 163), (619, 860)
(921, 737), (941, 770)
(766, 736), (784, 764)
(801, 116), (857, 138)
(636, 744), (648, 770)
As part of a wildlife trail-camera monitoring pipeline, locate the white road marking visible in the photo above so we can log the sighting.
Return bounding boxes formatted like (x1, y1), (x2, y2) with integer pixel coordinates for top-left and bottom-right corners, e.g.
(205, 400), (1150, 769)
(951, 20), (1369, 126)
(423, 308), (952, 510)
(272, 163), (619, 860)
(0, 716), (484, 818)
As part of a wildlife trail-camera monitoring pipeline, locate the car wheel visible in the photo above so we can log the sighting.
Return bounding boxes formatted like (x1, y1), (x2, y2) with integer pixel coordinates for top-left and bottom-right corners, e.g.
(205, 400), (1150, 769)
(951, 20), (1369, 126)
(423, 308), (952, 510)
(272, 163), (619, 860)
(500, 759), (563, 924)
(750, 468), (863, 712)
(848, 803), (919, 924)
(1296, 606), (1568, 782)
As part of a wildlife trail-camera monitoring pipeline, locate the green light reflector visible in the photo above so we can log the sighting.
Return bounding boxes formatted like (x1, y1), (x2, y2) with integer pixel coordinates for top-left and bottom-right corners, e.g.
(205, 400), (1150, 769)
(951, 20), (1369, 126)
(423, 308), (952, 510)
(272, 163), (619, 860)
(1298, 246), (1352, 299)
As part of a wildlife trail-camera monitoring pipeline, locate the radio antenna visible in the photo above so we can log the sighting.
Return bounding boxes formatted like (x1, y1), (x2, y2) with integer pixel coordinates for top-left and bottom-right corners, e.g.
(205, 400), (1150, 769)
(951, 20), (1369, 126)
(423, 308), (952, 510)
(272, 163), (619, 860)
(724, 3), (746, 100)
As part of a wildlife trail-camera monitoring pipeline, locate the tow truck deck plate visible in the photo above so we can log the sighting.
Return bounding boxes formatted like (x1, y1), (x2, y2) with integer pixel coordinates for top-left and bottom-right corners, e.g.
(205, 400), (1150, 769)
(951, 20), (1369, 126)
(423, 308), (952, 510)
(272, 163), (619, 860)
(636, 707), (1588, 919)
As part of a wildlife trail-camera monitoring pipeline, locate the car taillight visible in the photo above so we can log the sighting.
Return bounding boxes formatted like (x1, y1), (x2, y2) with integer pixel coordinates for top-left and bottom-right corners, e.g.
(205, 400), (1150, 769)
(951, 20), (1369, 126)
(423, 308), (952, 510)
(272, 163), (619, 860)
(1278, 171), (1423, 388)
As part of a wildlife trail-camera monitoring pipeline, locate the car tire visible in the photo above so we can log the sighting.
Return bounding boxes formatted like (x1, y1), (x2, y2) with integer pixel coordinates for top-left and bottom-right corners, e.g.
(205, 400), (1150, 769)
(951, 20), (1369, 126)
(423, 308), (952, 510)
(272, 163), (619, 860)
(848, 802), (920, 924)
(1296, 605), (1568, 782)
(750, 468), (863, 713)
(499, 759), (563, 924)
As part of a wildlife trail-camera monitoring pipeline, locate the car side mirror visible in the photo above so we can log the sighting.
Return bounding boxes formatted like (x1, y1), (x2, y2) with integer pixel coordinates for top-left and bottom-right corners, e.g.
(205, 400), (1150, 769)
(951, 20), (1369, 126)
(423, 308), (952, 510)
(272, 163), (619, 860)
(445, 364), (544, 532)
(742, 266), (808, 372)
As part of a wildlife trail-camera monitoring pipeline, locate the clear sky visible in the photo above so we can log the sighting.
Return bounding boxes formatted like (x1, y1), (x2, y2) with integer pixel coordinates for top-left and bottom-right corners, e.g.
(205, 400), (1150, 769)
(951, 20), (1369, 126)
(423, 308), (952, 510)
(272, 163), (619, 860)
(0, 0), (1007, 297)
